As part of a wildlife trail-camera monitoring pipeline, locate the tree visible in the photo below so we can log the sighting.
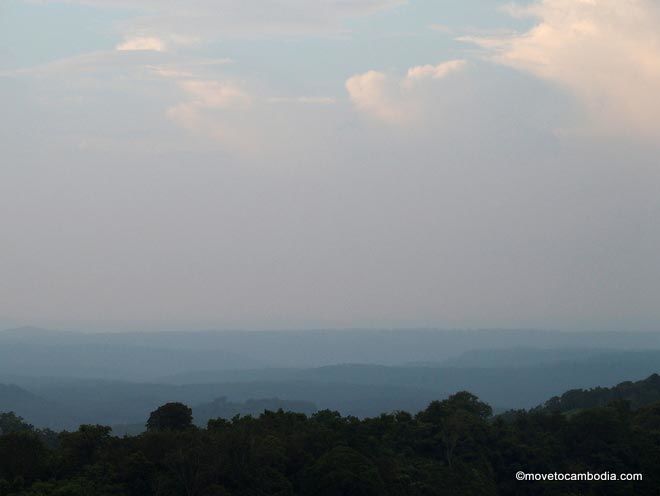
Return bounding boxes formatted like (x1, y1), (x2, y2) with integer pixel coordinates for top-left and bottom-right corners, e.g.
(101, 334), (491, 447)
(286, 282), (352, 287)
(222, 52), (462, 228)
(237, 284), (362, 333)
(302, 446), (385, 496)
(0, 432), (49, 483)
(417, 392), (492, 467)
(418, 392), (493, 425)
(6, 391), (660, 495)
(0, 412), (34, 435)
(147, 403), (194, 432)
(59, 425), (112, 474)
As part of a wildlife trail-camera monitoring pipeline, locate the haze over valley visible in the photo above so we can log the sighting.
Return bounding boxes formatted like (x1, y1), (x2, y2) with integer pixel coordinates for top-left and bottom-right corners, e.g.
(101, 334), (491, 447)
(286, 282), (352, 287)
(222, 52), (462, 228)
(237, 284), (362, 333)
(3, 327), (660, 432)
(2, 0), (660, 493)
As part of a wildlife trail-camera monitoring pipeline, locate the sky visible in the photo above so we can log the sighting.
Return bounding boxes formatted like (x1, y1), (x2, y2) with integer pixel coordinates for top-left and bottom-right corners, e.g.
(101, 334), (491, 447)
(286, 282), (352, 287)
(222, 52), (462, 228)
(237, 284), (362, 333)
(1, 0), (659, 332)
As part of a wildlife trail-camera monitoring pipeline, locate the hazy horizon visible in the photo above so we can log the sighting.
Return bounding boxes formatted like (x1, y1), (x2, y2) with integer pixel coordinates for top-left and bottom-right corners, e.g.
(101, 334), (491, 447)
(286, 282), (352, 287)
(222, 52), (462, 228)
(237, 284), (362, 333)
(2, 4), (659, 493)
(3, 323), (660, 334)
(2, 0), (660, 332)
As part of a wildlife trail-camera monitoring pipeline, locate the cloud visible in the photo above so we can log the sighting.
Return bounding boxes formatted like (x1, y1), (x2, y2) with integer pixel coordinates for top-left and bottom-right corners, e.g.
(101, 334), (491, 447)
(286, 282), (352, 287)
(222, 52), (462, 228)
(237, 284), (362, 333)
(158, 71), (339, 146)
(0, 50), (174, 88)
(404, 60), (467, 86)
(346, 71), (407, 124)
(27, 0), (406, 41)
(267, 96), (336, 105)
(116, 37), (166, 52)
(3, 40), (329, 152)
(177, 80), (252, 109)
(346, 60), (467, 123)
(166, 83), (337, 147)
(1, 41), (255, 148)
(466, 0), (660, 138)
(166, 79), (258, 147)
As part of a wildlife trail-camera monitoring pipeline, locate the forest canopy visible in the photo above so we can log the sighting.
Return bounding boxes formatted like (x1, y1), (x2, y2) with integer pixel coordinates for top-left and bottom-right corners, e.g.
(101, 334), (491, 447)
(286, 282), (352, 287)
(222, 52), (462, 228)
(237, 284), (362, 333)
(1, 386), (660, 496)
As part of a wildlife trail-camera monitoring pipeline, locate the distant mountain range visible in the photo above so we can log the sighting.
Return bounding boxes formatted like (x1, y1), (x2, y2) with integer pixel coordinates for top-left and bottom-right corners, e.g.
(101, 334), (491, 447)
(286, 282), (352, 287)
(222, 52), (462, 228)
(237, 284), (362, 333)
(536, 373), (660, 413)
(2, 327), (660, 430)
(0, 384), (72, 428)
(1, 350), (660, 429)
(4, 327), (660, 375)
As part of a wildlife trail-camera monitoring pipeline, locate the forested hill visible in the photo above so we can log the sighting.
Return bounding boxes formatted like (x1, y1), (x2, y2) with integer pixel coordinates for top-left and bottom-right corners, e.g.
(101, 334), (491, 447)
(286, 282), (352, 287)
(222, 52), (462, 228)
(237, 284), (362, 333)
(537, 373), (660, 413)
(2, 391), (660, 495)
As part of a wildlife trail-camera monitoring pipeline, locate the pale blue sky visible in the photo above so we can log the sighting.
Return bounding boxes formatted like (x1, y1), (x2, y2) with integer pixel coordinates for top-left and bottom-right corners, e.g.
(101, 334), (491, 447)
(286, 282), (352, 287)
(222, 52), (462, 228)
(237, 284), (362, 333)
(1, 0), (659, 332)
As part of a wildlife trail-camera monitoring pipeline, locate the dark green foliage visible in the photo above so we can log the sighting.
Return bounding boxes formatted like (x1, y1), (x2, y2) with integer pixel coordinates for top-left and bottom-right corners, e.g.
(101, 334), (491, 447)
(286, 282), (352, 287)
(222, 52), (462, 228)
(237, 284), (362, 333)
(146, 403), (193, 432)
(0, 412), (33, 435)
(0, 432), (50, 483)
(302, 446), (385, 496)
(58, 425), (113, 473)
(194, 397), (317, 427)
(2, 391), (660, 495)
(0, 412), (58, 448)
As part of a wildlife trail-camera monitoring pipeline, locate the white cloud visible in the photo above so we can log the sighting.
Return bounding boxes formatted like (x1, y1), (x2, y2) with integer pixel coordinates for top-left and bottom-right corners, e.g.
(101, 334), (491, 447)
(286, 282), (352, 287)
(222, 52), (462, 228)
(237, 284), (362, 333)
(346, 71), (408, 124)
(165, 79), (255, 147)
(404, 60), (467, 86)
(3, 50), (158, 77)
(116, 37), (166, 52)
(467, 0), (660, 138)
(346, 60), (467, 123)
(28, 0), (406, 41)
(2, 41), (255, 148)
(4, 40), (328, 151)
(268, 96), (336, 105)
(145, 59), (233, 79)
(177, 80), (252, 109)
(1, 48), (233, 85)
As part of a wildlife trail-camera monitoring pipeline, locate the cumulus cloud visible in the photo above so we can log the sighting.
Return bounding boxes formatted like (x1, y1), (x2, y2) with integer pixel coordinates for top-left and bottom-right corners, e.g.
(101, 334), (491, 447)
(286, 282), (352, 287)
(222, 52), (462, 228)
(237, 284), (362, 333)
(466, 0), (660, 137)
(346, 71), (404, 123)
(404, 60), (467, 88)
(165, 79), (258, 147)
(346, 60), (467, 123)
(176, 80), (252, 109)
